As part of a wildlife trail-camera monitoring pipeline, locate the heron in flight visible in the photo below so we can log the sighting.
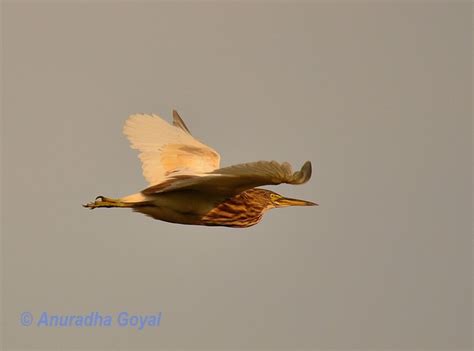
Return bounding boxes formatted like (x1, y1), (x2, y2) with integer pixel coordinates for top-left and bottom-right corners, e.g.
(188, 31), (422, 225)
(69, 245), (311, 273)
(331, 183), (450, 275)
(83, 111), (317, 227)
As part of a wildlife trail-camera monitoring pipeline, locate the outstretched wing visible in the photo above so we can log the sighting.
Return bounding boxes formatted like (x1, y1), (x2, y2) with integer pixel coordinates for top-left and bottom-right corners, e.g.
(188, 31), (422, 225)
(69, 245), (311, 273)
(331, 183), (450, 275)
(142, 160), (312, 195)
(123, 111), (220, 186)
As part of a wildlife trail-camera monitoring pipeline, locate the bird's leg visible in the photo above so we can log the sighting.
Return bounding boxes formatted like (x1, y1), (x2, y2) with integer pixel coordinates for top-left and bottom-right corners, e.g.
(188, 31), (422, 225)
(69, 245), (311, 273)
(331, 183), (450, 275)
(82, 195), (132, 209)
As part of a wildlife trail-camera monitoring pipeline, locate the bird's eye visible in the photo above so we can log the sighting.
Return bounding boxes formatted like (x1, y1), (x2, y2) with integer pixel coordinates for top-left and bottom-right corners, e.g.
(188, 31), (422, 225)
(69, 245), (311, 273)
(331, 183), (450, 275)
(270, 194), (280, 201)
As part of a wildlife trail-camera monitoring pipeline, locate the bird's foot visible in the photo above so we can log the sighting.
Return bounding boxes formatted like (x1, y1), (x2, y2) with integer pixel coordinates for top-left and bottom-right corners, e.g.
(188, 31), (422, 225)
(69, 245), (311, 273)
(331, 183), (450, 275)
(82, 195), (112, 209)
(82, 196), (130, 209)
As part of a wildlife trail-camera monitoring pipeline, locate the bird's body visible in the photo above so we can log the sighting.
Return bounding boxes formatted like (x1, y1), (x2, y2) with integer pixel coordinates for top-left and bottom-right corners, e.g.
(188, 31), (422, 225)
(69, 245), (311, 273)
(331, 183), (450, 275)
(84, 111), (316, 228)
(117, 188), (269, 227)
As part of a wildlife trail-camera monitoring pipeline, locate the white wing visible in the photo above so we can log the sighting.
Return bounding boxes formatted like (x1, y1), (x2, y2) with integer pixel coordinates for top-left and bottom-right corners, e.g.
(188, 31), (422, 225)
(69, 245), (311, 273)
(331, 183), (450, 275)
(123, 111), (220, 186)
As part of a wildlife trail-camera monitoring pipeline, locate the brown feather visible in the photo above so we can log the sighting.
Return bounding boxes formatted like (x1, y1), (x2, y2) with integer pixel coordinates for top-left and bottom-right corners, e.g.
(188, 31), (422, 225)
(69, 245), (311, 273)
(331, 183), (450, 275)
(200, 189), (273, 228)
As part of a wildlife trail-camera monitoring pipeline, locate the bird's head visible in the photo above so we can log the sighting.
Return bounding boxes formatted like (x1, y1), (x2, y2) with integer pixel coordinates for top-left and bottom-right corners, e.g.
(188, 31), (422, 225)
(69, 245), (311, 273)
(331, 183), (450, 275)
(266, 190), (317, 208)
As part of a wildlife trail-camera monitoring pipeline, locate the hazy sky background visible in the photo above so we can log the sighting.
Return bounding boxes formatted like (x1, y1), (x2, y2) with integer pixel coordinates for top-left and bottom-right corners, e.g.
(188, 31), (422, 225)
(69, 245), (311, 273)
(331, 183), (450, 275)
(2, 1), (472, 350)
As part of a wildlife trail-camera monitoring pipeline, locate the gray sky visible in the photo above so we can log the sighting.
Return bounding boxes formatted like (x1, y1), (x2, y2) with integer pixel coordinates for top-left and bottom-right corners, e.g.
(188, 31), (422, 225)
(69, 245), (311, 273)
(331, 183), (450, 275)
(2, 1), (472, 350)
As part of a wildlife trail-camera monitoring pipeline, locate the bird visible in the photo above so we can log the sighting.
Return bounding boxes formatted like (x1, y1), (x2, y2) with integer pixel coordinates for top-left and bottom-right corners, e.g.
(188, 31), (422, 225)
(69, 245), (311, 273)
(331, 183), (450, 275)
(83, 110), (317, 228)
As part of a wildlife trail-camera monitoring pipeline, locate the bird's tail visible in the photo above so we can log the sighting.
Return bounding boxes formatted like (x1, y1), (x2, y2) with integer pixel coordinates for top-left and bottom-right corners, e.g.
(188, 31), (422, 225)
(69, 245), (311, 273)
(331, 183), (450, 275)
(83, 196), (136, 209)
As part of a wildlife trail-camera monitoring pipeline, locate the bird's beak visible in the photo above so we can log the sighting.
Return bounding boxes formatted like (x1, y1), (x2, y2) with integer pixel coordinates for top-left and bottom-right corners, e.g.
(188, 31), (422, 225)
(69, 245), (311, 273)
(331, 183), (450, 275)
(275, 196), (318, 207)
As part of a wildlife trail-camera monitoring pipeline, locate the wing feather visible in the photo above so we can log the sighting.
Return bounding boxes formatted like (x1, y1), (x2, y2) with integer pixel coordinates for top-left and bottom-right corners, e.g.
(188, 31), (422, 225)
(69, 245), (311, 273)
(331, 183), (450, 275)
(123, 112), (220, 186)
(142, 160), (312, 195)
(172, 110), (191, 134)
